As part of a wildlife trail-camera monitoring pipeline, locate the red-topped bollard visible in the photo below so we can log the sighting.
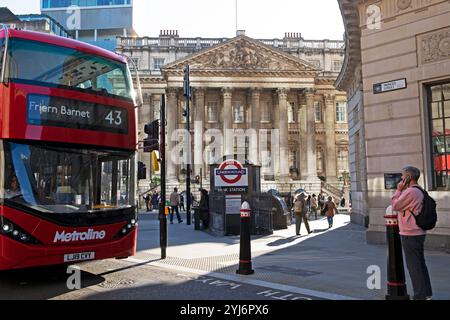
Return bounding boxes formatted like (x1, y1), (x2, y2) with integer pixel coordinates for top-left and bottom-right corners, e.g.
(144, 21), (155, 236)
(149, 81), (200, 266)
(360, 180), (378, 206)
(236, 201), (254, 275)
(385, 205), (409, 300)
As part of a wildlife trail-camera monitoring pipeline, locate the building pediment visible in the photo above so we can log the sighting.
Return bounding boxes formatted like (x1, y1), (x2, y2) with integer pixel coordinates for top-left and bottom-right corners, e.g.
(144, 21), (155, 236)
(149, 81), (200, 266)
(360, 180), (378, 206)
(162, 35), (320, 76)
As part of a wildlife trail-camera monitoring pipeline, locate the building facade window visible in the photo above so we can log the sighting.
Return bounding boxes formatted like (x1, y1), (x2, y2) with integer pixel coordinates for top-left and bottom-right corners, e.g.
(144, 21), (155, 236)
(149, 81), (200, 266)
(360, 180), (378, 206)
(207, 101), (218, 123)
(234, 136), (249, 161)
(333, 60), (343, 72)
(337, 148), (349, 173)
(288, 102), (296, 123)
(429, 82), (450, 190)
(153, 58), (165, 70)
(336, 101), (347, 123)
(233, 102), (245, 123)
(314, 101), (322, 123)
(289, 150), (298, 172)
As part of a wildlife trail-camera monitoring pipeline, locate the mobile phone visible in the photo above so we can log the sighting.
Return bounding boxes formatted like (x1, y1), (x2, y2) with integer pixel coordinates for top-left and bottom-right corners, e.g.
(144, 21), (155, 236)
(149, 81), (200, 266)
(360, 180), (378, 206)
(404, 175), (411, 186)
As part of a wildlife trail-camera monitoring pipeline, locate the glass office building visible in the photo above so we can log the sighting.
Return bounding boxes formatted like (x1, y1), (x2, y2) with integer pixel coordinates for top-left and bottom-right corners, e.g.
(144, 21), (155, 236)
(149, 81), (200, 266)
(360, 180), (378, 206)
(42, 1), (132, 9)
(41, 0), (136, 51)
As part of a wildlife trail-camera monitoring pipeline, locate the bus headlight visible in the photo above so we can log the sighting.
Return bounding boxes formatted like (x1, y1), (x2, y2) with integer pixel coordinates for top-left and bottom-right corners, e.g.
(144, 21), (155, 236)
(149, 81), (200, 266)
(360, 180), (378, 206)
(1, 217), (41, 245)
(114, 219), (137, 239)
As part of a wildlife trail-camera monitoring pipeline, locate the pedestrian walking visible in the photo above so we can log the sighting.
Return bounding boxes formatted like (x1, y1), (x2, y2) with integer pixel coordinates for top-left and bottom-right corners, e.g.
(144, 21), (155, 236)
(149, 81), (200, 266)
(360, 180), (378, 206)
(143, 193), (150, 211)
(318, 192), (325, 215)
(391, 166), (433, 300)
(179, 193), (185, 212)
(293, 193), (312, 236)
(169, 187), (183, 224)
(323, 196), (338, 228)
(151, 192), (159, 211)
(310, 194), (318, 220)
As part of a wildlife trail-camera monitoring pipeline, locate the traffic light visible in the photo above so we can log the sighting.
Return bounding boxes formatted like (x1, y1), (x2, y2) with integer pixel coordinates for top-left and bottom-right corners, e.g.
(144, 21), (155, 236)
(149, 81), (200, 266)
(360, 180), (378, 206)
(151, 150), (160, 172)
(183, 65), (191, 99)
(143, 120), (159, 153)
(194, 175), (200, 184)
(137, 161), (146, 180)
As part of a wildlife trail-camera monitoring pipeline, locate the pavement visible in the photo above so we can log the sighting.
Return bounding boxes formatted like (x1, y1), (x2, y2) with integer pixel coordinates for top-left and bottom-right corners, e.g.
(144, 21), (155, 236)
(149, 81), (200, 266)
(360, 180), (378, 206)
(131, 210), (450, 300)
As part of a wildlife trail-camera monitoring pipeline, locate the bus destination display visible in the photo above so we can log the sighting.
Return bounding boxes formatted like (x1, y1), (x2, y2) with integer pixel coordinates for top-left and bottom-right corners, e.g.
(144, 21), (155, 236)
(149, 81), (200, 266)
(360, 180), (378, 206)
(27, 94), (128, 134)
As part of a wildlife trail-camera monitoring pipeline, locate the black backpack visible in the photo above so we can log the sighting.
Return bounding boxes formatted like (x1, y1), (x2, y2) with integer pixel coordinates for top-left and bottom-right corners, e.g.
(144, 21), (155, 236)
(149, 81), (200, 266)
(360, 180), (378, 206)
(410, 186), (437, 230)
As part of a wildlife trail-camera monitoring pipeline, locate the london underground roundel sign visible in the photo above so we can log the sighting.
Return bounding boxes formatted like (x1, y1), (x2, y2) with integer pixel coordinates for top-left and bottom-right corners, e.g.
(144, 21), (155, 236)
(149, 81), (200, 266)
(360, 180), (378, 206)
(214, 160), (248, 192)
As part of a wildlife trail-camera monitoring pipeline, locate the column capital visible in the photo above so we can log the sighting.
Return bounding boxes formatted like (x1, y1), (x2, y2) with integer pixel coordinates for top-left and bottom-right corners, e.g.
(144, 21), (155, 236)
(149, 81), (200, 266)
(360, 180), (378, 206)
(166, 87), (178, 98)
(304, 88), (316, 98)
(277, 88), (289, 99)
(250, 88), (261, 98)
(194, 87), (206, 98)
(221, 87), (233, 99)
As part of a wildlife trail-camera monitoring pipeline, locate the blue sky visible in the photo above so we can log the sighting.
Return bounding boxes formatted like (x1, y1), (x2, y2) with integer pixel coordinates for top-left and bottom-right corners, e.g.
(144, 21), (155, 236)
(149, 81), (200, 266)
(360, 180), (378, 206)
(2, 0), (345, 40)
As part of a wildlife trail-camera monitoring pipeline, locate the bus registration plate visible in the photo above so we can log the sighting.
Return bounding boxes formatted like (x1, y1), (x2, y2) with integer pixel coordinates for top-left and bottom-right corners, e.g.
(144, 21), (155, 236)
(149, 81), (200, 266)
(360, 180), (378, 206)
(64, 252), (95, 263)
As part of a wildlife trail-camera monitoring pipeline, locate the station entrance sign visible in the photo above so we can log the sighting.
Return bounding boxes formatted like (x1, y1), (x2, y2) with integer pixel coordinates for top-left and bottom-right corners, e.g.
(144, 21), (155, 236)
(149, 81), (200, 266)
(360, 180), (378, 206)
(214, 160), (248, 193)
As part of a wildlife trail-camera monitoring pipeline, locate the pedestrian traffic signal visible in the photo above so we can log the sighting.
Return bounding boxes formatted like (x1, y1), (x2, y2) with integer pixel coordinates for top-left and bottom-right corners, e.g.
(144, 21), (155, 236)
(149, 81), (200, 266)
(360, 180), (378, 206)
(138, 161), (146, 180)
(143, 120), (159, 152)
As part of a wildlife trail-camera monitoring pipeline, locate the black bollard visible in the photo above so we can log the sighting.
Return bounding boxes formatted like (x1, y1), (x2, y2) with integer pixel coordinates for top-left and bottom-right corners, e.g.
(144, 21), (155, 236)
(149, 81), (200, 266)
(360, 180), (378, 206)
(194, 207), (200, 231)
(385, 206), (409, 300)
(236, 201), (254, 275)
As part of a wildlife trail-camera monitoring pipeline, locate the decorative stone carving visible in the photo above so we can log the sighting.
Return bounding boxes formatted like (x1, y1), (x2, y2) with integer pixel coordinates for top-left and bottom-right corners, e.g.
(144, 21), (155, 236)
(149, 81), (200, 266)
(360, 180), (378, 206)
(397, 0), (412, 10)
(166, 38), (316, 72)
(419, 27), (450, 64)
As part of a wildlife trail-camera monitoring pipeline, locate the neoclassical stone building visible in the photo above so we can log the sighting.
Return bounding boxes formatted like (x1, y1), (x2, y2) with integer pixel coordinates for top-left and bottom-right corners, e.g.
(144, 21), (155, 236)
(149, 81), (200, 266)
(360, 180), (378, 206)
(116, 31), (348, 195)
(336, 0), (450, 249)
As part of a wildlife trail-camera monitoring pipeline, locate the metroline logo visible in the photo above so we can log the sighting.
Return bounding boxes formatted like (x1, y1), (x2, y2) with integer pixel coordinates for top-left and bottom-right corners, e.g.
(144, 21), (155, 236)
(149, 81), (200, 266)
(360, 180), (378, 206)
(53, 229), (106, 243)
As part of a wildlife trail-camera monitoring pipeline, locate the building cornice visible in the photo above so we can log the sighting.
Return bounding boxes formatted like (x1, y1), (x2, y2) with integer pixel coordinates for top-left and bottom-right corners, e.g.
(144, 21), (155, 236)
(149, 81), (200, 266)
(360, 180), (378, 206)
(335, 0), (362, 91)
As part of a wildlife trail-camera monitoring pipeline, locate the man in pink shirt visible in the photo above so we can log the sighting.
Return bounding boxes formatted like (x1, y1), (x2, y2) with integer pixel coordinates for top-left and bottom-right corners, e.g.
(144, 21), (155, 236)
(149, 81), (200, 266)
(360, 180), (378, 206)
(391, 166), (432, 300)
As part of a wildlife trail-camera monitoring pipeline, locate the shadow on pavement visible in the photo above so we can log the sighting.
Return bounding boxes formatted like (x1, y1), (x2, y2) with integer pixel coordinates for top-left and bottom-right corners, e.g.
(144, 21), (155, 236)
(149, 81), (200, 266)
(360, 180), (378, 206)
(0, 264), (105, 300)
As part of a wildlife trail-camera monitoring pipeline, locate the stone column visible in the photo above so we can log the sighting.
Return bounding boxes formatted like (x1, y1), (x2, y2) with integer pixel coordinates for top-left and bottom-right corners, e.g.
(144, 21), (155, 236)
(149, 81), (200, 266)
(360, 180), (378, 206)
(166, 88), (178, 180)
(250, 88), (260, 165)
(278, 88), (290, 178)
(324, 93), (337, 182)
(222, 88), (233, 158)
(272, 92), (280, 177)
(305, 89), (319, 180)
(194, 88), (205, 178)
(298, 92), (308, 180)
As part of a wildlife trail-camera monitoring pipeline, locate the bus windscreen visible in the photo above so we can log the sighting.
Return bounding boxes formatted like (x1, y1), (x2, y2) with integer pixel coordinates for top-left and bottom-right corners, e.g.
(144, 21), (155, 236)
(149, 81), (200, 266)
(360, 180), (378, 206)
(6, 38), (133, 101)
(2, 141), (134, 214)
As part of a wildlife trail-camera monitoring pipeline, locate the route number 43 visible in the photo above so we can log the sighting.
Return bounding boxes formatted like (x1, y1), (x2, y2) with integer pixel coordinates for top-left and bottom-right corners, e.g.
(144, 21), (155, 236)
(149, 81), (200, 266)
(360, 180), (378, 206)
(105, 111), (123, 126)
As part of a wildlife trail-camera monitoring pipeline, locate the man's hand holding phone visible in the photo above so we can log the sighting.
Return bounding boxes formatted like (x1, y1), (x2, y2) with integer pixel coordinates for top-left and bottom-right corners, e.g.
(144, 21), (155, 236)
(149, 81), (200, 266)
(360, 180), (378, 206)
(397, 175), (411, 192)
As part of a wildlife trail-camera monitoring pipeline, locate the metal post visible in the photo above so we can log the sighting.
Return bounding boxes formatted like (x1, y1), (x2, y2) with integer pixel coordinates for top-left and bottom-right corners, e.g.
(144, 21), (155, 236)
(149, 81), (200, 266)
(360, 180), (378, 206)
(200, 167), (203, 190)
(236, 201), (254, 275)
(385, 206), (409, 300)
(159, 95), (167, 259)
(186, 78), (191, 226)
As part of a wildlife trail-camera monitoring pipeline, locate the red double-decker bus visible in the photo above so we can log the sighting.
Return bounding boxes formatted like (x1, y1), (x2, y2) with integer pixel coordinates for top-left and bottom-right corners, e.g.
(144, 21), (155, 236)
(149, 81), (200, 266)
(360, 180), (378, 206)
(0, 27), (139, 270)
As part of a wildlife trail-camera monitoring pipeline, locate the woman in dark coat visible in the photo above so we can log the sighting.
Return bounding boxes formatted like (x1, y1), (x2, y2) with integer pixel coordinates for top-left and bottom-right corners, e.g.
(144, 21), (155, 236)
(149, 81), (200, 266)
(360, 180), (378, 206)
(199, 189), (210, 229)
